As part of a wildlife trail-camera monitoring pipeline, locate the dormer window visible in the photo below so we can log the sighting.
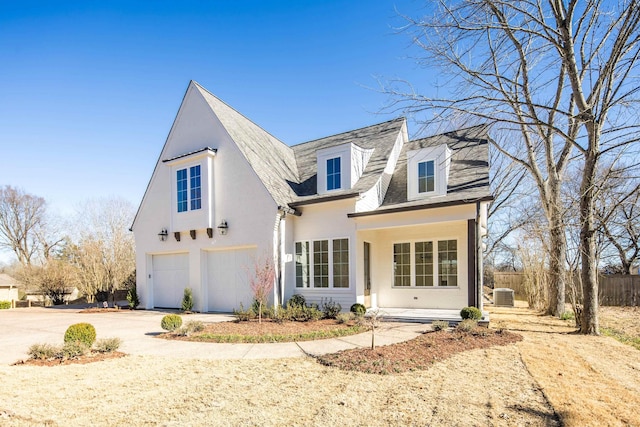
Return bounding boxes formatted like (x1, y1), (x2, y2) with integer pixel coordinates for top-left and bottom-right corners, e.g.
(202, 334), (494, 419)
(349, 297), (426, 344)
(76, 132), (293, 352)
(326, 157), (341, 190)
(418, 160), (435, 194)
(407, 144), (451, 200)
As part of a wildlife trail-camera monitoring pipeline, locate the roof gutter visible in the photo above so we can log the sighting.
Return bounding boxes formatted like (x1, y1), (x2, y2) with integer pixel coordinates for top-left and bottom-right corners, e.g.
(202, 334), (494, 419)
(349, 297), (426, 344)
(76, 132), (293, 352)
(289, 192), (360, 208)
(346, 195), (494, 218)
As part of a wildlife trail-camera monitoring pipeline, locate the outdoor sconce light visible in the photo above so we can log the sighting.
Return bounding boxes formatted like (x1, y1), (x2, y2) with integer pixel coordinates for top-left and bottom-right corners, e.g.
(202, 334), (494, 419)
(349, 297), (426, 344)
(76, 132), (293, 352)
(158, 228), (168, 242)
(217, 220), (229, 235)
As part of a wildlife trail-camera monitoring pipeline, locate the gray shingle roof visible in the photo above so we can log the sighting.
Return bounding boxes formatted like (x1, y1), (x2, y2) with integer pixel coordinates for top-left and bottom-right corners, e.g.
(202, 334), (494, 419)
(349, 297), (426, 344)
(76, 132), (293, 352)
(289, 118), (406, 205)
(364, 125), (491, 215)
(195, 82), (489, 214)
(195, 83), (300, 208)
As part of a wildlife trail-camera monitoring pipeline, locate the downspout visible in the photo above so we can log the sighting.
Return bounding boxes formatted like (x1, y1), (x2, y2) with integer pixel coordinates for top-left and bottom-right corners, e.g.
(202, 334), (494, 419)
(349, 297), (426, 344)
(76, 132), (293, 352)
(476, 201), (484, 311)
(273, 207), (291, 308)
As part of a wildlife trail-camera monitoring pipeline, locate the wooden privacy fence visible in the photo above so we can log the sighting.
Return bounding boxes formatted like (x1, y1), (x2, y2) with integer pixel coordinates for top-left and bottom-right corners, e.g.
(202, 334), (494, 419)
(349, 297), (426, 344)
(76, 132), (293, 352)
(493, 272), (640, 306)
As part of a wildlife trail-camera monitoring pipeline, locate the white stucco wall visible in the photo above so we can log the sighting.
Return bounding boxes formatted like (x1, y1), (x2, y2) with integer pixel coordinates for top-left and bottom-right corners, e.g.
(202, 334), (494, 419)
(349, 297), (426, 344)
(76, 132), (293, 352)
(133, 84), (278, 312)
(287, 199), (358, 310)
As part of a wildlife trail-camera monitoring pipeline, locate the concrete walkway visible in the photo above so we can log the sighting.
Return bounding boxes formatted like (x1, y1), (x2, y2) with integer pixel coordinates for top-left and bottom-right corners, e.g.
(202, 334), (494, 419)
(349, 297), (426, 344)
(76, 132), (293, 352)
(0, 307), (430, 365)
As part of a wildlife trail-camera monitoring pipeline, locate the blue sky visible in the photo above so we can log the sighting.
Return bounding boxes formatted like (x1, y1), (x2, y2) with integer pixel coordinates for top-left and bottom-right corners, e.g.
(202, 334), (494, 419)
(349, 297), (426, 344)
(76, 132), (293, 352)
(0, 0), (435, 220)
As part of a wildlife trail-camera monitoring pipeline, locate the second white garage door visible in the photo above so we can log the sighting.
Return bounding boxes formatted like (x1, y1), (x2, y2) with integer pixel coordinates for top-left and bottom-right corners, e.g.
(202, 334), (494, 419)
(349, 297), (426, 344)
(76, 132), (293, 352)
(207, 248), (256, 312)
(153, 253), (189, 309)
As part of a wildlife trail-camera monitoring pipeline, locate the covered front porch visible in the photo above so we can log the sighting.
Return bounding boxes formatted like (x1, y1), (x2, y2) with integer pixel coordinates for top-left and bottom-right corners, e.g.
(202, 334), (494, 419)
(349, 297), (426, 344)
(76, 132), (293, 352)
(351, 203), (486, 313)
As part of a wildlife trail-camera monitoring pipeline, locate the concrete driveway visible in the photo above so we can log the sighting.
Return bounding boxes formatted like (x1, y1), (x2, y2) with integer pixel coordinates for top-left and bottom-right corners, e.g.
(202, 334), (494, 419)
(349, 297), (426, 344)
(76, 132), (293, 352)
(0, 307), (427, 365)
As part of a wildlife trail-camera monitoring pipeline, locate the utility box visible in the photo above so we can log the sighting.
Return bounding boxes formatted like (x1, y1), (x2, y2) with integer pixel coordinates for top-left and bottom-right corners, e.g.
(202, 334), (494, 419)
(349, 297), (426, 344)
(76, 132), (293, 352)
(494, 288), (515, 307)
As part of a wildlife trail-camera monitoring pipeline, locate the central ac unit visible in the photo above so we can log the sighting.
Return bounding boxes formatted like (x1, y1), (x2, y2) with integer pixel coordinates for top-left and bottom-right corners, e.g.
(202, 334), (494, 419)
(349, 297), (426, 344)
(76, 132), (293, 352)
(494, 288), (515, 307)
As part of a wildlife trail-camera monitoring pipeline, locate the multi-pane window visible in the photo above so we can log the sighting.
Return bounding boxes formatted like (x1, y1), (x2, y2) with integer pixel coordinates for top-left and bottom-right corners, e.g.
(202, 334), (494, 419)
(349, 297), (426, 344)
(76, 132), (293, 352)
(189, 165), (201, 210)
(333, 238), (349, 288)
(393, 240), (457, 287)
(438, 240), (458, 286)
(176, 169), (188, 212)
(418, 160), (435, 193)
(415, 241), (434, 286)
(295, 242), (310, 288)
(327, 157), (341, 191)
(313, 240), (329, 288)
(176, 165), (202, 213)
(393, 243), (411, 287)
(295, 239), (350, 289)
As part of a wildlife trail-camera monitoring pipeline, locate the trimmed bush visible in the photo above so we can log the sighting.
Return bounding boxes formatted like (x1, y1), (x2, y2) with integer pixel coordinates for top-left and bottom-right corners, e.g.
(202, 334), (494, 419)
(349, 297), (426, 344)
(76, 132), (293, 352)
(126, 286), (140, 309)
(322, 298), (342, 319)
(233, 304), (255, 322)
(94, 337), (122, 353)
(64, 323), (97, 347)
(350, 303), (366, 317)
(161, 314), (183, 331)
(176, 320), (205, 336)
(0, 300), (11, 309)
(61, 341), (89, 359)
(460, 306), (482, 320)
(287, 294), (306, 308)
(457, 319), (478, 332)
(28, 343), (59, 360)
(336, 312), (353, 324)
(431, 320), (449, 331)
(181, 288), (194, 312)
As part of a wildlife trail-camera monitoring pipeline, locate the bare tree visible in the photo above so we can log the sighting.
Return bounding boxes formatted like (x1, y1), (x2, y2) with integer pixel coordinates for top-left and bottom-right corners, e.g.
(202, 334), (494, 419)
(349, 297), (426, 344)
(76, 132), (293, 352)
(389, 1), (577, 317)
(17, 260), (77, 305)
(0, 186), (47, 266)
(72, 197), (135, 304)
(595, 167), (640, 274)
(390, 1), (640, 332)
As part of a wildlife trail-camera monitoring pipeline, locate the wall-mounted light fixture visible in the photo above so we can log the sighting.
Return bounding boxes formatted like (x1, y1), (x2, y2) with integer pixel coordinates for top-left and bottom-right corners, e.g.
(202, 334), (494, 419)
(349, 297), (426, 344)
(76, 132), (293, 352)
(158, 228), (168, 242)
(217, 220), (229, 235)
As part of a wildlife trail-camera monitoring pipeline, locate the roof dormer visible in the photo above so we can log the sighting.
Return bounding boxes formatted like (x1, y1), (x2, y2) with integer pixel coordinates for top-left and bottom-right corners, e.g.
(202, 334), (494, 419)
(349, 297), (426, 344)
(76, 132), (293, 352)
(407, 144), (451, 200)
(316, 143), (373, 195)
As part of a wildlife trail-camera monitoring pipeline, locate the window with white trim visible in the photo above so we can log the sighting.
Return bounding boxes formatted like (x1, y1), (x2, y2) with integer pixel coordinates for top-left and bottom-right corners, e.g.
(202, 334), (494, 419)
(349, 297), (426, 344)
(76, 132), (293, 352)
(295, 239), (350, 289)
(393, 239), (458, 287)
(418, 160), (435, 193)
(332, 238), (349, 288)
(176, 165), (202, 213)
(326, 157), (341, 191)
(295, 242), (310, 288)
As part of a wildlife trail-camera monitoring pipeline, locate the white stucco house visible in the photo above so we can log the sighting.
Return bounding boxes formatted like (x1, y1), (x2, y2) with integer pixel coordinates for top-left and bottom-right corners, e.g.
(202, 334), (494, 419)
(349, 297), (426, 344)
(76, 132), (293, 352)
(131, 81), (491, 313)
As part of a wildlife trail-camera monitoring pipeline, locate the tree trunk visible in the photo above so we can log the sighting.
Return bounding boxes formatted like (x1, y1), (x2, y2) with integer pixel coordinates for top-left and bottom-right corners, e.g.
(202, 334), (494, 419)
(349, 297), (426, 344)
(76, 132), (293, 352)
(545, 185), (567, 317)
(580, 143), (599, 335)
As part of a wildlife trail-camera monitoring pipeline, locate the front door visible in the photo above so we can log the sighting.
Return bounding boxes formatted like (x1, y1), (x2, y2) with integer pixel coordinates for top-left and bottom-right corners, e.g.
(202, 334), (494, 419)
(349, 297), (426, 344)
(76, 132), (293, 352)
(364, 241), (371, 307)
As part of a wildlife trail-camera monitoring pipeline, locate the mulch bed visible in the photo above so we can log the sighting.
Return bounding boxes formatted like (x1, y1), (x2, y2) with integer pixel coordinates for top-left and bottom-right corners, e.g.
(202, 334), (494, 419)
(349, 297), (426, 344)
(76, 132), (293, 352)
(317, 328), (523, 375)
(161, 318), (365, 343)
(13, 352), (127, 367)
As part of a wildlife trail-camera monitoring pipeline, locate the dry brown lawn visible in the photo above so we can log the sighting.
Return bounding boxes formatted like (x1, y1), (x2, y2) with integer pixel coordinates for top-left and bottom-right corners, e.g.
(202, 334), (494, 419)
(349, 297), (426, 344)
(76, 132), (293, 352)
(0, 304), (637, 426)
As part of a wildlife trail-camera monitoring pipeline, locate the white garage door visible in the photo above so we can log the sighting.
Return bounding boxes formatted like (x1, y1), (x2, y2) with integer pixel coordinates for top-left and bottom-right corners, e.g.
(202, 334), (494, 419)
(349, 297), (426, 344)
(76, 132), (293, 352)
(153, 253), (189, 309)
(207, 248), (256, 312)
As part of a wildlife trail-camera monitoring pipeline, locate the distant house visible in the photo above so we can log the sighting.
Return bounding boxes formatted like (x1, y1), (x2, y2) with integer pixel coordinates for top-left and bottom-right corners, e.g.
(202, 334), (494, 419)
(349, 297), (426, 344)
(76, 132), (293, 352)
(131, 81), (491, 312)
(0, 273), (19, 302)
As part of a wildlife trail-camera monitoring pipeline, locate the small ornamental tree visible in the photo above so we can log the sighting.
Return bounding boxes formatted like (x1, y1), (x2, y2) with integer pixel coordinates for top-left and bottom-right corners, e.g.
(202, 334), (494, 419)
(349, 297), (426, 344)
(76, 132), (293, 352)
(181, 287), (194, 312)
(249, 256), (275, 324)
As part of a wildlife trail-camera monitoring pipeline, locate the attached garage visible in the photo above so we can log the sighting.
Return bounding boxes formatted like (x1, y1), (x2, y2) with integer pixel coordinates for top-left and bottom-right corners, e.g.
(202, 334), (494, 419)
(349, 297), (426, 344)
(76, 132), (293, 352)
(207, 247), (256, 312)
(152, 253), (189, 309)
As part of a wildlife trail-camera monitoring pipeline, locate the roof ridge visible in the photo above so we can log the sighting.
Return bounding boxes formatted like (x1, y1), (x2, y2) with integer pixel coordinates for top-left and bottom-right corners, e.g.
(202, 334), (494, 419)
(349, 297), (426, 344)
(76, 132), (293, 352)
(292, 117), (406, 148)
(409, 123), (490, 142)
